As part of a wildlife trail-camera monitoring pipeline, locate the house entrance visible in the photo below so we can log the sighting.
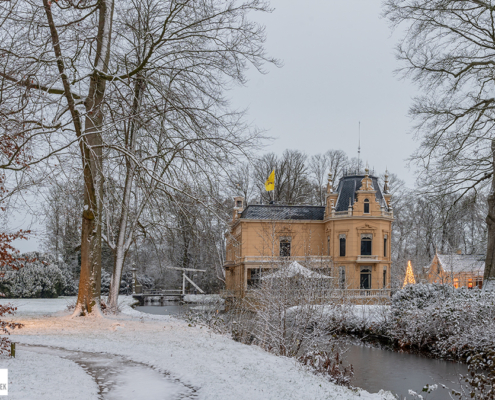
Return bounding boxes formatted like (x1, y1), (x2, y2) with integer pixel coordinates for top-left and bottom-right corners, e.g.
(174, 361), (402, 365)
(360, 267), (371, 289)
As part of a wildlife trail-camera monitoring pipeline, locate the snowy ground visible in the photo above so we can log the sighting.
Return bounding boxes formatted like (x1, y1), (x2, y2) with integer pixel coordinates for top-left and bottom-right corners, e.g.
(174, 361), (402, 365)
(0, 297), (394, 399)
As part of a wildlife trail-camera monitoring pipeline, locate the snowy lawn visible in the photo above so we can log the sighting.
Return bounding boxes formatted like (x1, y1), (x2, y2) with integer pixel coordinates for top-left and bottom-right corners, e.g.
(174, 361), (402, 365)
(0, 296), (394, 399)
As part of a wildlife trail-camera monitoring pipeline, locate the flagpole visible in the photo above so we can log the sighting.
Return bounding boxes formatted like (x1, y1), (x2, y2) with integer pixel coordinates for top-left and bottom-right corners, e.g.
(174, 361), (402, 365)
(273, 170), (275, 204)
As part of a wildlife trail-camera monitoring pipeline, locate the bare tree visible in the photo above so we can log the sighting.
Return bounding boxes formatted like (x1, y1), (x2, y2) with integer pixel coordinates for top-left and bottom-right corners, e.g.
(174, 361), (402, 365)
(227, 162), (256, 204)
(0, 0), (277, 313)
(309, 150), (349, 206)
(383, 0), (495, 289)
(42, 180), (83, 266)
(254, 150), (312, 205)
(308, 154), (330, 206)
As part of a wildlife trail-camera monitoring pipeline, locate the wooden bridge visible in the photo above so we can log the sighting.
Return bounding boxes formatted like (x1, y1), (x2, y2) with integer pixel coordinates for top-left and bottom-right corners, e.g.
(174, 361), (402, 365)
(131, 267), (206, 306)
(132, 289), (184, 306)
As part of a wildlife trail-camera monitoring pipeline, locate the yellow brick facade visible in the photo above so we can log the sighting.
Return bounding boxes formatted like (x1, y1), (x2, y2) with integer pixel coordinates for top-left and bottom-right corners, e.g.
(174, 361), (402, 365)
(225, 169), (394, 296)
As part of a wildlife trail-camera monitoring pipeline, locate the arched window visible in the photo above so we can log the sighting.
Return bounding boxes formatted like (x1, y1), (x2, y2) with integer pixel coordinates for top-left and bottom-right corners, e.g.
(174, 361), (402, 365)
(361, 233), (372, 256)
(280, 239), (291, 257)
(364, 198), (370, 214)
(339, 234), (346, 257)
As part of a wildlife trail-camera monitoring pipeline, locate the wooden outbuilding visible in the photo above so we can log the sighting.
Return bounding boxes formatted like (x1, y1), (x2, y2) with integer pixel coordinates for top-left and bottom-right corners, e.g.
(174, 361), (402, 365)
(425, 252), (484, 289)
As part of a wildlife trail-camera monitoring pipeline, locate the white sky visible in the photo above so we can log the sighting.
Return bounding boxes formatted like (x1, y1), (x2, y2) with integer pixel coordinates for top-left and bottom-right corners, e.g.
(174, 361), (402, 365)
(230, 0), (418, 186)
(13, 0), (419, 253)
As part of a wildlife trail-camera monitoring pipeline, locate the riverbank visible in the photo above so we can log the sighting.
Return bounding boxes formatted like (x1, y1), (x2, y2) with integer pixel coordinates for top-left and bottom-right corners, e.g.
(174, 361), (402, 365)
(341, 285), (495, 366)
(1, 297), (394, 399)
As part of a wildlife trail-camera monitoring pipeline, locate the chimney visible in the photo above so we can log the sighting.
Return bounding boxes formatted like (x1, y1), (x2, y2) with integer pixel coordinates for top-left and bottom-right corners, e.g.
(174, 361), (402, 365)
(456, 249), (462, 255)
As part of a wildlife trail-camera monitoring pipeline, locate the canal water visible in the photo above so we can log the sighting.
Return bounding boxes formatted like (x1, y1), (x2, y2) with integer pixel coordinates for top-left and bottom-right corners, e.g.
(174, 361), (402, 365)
(136, 301), (221, 316)
(137, 304), (468, 399)
(344, 344), (468, 399)
(136, 303), (194, 315)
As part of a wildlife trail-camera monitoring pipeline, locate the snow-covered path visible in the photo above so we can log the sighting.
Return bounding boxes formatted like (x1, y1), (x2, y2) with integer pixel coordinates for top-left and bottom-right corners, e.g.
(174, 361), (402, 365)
(24, 344), (196, 399)
(1, 297), (394, 400)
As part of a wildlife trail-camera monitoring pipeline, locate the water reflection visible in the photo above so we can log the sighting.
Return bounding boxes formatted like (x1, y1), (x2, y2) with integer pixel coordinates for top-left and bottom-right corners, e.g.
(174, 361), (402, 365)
(136, 301), (223, 316)
(345, 345), (469, 399)
(136, 302), (193, 315)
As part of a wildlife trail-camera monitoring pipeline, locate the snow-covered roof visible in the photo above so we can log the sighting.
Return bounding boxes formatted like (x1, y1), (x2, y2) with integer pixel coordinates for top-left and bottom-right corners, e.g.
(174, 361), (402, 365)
(436, 254), (485, 274)
(261, 261), (332, 280)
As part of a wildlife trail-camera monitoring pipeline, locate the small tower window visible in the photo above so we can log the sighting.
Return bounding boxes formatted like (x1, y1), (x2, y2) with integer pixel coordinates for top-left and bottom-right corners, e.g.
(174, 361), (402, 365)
(280, 239), (291, 257)
(364, 198), (370, 214)
(236, 200), (243, 208)
(384, 234), (388, 257)
(327, 236), (331, 255)
(339, 234), (346, 257)
(383, 266), (387, 288)
(361, 233), (372, 256)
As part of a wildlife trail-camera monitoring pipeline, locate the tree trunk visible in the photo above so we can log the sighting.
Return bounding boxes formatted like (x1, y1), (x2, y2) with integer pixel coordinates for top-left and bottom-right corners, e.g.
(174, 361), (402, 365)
(107, 147), (135, 310)
(107, 76), (143, 311)
(484, 139), (495, 290)
(74, 0), (115, 315)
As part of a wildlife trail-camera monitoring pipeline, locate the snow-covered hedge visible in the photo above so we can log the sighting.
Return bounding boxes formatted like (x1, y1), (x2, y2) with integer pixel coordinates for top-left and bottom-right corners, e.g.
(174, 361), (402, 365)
(386, 284), (495, 359)
(0, 252), (77, 298)
(100, 269), (154, 295)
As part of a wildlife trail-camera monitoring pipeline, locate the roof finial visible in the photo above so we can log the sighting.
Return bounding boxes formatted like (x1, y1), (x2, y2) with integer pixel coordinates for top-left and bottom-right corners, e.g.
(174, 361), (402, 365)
(384, 169), (390, 194)
(327, 171), (333, 193)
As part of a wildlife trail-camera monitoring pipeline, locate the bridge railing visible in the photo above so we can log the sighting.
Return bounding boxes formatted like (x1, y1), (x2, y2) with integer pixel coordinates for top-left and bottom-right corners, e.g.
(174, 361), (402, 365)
(137, 289), (183, 296)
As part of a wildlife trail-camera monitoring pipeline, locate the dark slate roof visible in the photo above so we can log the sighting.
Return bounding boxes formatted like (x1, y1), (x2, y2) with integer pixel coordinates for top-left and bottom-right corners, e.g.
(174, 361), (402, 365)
(240, 205), (326, 220)
(335, 175), (385, 212)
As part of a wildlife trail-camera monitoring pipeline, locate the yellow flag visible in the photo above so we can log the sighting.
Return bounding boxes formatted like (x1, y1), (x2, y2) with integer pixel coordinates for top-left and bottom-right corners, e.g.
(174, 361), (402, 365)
(265, 169), (275, 191)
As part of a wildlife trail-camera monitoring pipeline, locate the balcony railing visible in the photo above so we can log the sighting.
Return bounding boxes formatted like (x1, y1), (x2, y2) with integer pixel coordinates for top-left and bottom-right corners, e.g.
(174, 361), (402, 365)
(334, 289), (391, 298)
(225, 255), (386, 266)
(221, 288), (392, 299)
(356, 255), (380, 263)
(329, 211), (394, 219)
(242, 256), (333, 265)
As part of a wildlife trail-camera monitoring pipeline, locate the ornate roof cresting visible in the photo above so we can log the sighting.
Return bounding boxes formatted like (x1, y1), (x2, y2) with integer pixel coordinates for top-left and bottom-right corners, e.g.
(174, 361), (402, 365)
(359, 167), (374, 191)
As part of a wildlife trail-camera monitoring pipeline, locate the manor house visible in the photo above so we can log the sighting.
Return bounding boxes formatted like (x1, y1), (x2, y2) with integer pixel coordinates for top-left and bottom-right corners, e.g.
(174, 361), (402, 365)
(224, 168), (394, 298)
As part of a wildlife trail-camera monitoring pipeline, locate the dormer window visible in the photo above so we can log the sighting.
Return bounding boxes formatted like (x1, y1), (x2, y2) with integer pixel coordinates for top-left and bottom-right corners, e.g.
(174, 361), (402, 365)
(364, 198), (370, 214)
(236, 200), (243, 208)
